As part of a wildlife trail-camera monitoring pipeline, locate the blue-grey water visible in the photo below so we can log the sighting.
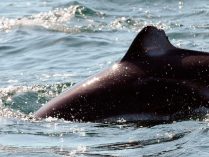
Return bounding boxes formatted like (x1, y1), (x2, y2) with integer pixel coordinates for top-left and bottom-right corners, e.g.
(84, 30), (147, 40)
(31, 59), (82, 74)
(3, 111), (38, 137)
(1, 0), (209, 156)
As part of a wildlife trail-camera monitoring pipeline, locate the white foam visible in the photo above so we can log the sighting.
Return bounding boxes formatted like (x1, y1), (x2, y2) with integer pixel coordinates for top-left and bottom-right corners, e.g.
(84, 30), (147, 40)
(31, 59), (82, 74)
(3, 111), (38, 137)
(103, 113), (170, 123)
(0, 5), (80, 32)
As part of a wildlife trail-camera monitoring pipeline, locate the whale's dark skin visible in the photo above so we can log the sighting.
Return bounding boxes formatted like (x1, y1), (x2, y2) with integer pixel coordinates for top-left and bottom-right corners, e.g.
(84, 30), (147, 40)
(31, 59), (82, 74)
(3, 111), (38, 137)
(34, 26), (209, 122)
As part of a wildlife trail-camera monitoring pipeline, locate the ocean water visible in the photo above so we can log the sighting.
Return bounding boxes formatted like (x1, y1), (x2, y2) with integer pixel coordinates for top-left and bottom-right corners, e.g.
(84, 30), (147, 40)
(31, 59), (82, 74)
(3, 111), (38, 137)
(1, 0), (209, 156)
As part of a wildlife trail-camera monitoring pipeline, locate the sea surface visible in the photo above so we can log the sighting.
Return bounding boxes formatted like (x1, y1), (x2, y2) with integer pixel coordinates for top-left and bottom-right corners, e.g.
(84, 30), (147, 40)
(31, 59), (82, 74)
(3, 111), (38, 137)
(1, 0), (209, 156)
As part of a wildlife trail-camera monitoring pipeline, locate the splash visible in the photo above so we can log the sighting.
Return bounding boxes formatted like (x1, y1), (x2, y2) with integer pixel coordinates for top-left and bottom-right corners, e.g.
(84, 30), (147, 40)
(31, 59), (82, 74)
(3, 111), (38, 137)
(0, 3), (170, 33)
(0, 82), (73, 117)
(0, 5), (78, 32)
(0, 107), (27, 119)
(0, 4), (104, 33)
(110, 16), (169, 32)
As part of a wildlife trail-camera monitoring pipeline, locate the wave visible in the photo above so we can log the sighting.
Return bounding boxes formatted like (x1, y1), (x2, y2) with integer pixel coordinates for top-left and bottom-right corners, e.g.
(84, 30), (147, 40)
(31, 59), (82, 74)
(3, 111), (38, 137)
(0, 3), (105, 33)
(0, 2), (170, 34)
(94, 131), (189, 150)
(0, 82), (73, 117)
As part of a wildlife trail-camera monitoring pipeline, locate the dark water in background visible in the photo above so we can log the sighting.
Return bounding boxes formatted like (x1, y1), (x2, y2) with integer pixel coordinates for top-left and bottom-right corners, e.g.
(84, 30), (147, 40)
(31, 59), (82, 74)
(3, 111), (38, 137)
(1, 0), (209, 156)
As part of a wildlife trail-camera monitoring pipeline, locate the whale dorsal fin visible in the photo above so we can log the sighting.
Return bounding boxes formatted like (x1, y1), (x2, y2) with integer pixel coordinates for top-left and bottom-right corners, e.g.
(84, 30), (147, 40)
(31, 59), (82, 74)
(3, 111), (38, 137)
(121, 26), (175, 61)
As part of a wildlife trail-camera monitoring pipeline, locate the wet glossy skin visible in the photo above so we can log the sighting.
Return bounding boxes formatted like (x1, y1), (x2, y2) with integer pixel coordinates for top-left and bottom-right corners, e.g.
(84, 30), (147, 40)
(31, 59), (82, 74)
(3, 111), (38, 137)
(35, 26), (209, 122)
(35, 62), (146, 121)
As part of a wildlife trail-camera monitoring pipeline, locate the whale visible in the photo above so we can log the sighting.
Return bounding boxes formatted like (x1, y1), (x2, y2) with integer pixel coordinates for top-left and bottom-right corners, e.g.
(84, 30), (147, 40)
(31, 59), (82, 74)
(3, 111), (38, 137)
(34, 26), (209, 122)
